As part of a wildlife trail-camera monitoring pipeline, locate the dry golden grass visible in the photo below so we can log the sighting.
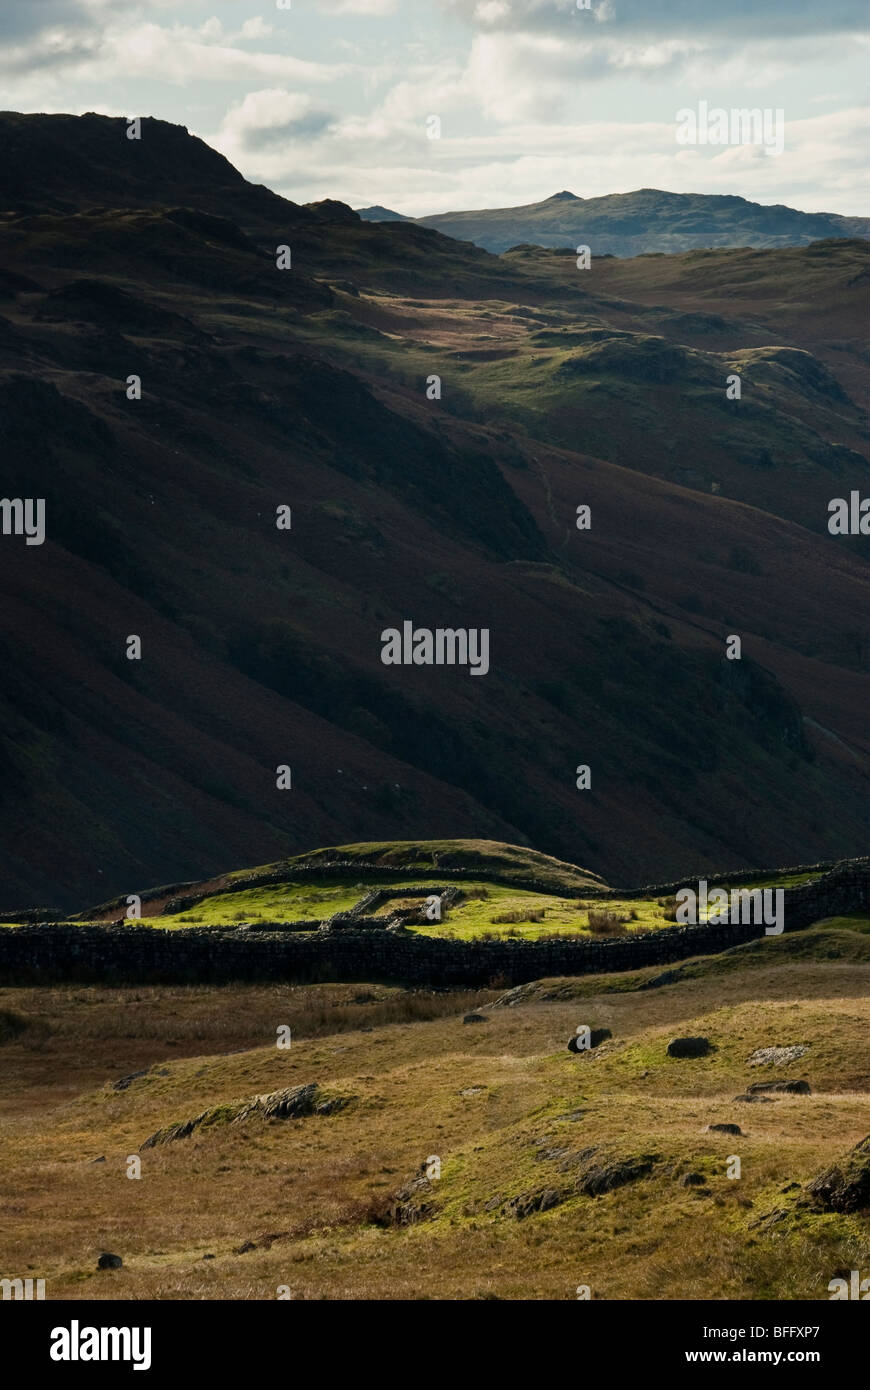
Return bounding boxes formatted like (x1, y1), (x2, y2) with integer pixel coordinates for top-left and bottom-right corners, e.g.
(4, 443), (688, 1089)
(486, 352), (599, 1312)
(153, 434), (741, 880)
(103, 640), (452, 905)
(587, 908), (630, 935)
(1, 926), (869, 1300)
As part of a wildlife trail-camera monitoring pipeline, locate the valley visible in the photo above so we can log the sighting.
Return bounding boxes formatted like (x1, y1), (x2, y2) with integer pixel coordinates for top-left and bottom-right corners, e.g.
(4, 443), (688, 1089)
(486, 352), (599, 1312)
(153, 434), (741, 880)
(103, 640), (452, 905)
(2, 0), (868, 1329)
(1, 115), (869, 907)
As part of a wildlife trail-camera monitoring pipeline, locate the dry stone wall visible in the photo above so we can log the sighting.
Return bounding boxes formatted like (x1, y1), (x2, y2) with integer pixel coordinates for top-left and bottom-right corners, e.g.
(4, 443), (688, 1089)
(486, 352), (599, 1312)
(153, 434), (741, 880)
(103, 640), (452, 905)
(2, 858), (869, 986)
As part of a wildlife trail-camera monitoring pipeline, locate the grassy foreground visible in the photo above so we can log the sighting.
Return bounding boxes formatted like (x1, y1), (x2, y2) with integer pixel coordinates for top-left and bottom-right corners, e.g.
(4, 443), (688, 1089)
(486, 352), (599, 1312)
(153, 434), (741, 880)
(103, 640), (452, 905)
(1, 917), (868, 1300)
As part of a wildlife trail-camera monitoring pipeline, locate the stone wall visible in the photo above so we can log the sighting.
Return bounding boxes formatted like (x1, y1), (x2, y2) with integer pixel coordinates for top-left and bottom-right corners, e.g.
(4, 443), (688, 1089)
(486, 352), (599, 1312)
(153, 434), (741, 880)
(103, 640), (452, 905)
(11, 853), (847, 924)
(2, 859), (869, 986)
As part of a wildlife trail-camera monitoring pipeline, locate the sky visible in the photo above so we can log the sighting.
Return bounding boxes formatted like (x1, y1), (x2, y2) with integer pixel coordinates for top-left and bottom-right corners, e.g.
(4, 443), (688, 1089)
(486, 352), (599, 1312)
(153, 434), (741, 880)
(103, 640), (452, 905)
(1, 0), (868, 216)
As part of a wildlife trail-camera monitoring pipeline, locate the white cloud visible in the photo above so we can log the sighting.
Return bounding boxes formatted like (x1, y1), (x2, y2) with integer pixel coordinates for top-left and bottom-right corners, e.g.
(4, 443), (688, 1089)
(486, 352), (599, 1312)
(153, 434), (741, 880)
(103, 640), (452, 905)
(239, 18), (274, 41)
(3, 0), (869, 226)
(0, 19), (347, 86)
(315, 0), (398, 14)
(442, 0), (869, 41)
(218, 88), (336, 152)
(108, 23), (346, 85)
(474, 1), (511, 20)
(207, 100), (870, 219)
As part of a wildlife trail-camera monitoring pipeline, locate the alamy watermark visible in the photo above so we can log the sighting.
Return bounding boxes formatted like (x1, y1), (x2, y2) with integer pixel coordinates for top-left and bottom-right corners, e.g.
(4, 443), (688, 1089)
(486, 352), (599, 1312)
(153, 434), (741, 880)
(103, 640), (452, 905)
(676, 880), (784, 935)
(828, 491), (870, 535)
(829, 1270), (870, 1299)
(50, 1321), (151, 1370)
(676, 101), (784, 156)
(1, 497), (44, 546)
(1, 1276), (45, 1300)
(380, 621), (489, 676)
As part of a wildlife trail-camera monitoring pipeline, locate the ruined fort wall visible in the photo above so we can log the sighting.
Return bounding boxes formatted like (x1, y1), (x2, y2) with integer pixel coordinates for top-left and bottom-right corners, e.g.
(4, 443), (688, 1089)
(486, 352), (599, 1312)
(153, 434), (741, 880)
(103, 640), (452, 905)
(2, 861), (868, 986)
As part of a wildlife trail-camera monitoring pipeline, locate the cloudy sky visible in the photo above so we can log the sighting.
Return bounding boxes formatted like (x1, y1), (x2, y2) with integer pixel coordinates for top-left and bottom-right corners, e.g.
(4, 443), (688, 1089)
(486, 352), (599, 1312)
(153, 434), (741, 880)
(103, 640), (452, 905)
(1, 0), (868, 216)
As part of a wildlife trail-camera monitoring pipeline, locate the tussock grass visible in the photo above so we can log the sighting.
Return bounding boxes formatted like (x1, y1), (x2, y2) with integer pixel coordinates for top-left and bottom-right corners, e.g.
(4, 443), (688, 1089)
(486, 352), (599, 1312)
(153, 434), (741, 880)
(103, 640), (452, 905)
(587, 908), (630, 935)
(1, 920), (869, 1298)
(0, 1007), (30, 1043)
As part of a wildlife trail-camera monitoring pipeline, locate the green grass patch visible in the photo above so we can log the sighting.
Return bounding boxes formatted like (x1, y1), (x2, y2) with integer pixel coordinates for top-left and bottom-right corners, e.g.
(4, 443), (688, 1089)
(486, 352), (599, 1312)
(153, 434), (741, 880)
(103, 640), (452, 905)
(161, 878), (364, 926)
(408, 889), (675, 940)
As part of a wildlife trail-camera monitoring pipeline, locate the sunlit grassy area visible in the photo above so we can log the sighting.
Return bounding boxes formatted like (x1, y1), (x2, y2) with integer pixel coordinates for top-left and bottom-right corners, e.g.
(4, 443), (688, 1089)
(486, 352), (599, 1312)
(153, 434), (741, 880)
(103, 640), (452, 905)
(739, 871), (821, 889)
(9, 862), (831, 937)
(161, 879), (366, 927)
(404, 888), (672, 939)
(156, 882), (679, 938)
(1, 920), (868, 1299)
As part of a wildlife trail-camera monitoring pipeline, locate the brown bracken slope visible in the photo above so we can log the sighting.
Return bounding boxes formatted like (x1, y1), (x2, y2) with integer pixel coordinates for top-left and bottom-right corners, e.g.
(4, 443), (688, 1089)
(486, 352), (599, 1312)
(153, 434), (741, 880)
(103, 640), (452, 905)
(0, 113), (869, 907)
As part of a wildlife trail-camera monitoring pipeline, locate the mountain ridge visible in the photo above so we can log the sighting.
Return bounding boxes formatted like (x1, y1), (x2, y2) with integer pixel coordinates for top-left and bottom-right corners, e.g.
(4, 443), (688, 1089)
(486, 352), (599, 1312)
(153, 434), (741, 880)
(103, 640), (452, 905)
(2, 112), (870, 906)
(357, 187), (870, 257)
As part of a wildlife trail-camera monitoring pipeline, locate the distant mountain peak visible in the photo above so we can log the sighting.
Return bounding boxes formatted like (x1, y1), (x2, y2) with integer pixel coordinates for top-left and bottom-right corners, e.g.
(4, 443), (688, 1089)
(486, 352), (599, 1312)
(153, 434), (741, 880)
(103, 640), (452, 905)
(304, 198), (359, 225)
(414, 185), (870, 256)
(355, 204), (412, 222)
